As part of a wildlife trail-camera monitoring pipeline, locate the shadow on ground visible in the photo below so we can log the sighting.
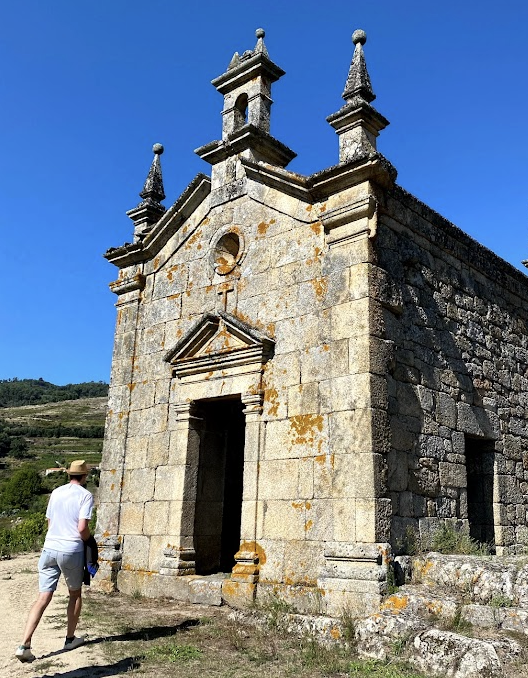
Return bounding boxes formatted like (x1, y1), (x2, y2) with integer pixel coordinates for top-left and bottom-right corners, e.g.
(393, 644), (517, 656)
(33, 656), (140, 678)
(33, 619), (200, 676)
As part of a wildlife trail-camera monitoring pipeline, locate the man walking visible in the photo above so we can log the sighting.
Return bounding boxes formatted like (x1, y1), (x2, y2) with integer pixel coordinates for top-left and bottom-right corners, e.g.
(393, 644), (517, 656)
(15, 460), (94, 662)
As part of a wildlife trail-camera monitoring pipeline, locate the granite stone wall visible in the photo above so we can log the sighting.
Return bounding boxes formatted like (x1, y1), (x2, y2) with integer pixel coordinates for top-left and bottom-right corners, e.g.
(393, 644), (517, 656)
(379, 186), (528, 554)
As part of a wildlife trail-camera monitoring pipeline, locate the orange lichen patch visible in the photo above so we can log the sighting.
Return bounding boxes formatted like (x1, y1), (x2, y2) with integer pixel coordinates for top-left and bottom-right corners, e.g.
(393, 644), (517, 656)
(202, 217), (210, 226)
(118, 412), (125, 420)
(310, 222), (322, 235)
(319, 203), (327, 213)
(264, 387), (279, 417)
(330, 627), (341, 639)
(413, 559), (434, 580)
(110, 484), (115, 491)
(117, 309), (123, 325)
(186, 229), (202, 247)
(289, 414), (324, 446)
(305, 204), (313, 212)
(311, 277), (328, 300)
(154, 257), (160, 269)
(315, 454), (326, 465)
(426, 601), (444, 616)
(381, 595), (409, 614)
(291, 501), (311, 511)
(110, 469), (116, 474)
(305, 520), (313, 531)
(238, 541), (266, 566)
(166, 264), (182, 281)
(127, 383), (136, 392)
(257, 221), (270, 236)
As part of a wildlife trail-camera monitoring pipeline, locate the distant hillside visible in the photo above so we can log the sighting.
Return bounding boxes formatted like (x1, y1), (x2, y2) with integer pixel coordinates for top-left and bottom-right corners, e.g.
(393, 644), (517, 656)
(0, 397), (107, 479)
(0, 378), (108, 408)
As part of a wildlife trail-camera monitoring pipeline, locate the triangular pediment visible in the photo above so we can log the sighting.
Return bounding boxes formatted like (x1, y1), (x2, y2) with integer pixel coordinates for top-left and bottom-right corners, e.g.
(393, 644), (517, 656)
(165, 311), (274, 379)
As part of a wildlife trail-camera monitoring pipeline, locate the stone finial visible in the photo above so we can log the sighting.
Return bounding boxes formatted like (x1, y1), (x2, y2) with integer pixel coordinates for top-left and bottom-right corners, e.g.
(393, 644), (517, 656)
(342, 28), (375, 103)
(139, 143), (166, 205)
(254, 27), (269, 57)
(127, 143), (167, 239)
(327, 30), (390, 164)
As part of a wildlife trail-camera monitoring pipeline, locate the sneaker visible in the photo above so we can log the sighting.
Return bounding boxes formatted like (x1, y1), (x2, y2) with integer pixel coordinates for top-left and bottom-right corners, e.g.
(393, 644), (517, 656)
(63, 636), (85, 651)
(15, 645), (35, 662)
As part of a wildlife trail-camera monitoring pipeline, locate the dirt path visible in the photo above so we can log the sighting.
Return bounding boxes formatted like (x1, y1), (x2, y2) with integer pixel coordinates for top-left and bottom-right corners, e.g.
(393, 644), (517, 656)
(0, 552), (111, 677)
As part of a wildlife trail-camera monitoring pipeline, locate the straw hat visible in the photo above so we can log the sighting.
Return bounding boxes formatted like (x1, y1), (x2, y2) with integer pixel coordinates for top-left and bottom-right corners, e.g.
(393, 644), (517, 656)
(66, 460), (89, 476)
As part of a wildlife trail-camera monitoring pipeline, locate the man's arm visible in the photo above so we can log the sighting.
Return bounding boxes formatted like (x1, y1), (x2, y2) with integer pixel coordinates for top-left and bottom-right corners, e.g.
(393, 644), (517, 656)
(78, 518), (90, 541)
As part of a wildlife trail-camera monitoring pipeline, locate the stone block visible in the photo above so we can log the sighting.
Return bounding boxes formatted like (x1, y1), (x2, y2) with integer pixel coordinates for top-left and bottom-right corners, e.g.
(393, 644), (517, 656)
(317, 577), (384, 617)
(119, 502), (145, 534)
(436, 391), (457, 427)
(154, 464), (189, 501)
(117, 570), (191, 600)
(282, 540), (325, 586)
(387, 449), (409, 492)
(457, 403), (496, 438)
(189, 575), (226, 605)
(94, 501), (120, 536)
(262, 500), (306, 540)
(331, 298), (370, 340)
(143, 501), (169, 536)
(333, 498), (357, 542)
(304, 499), (333, 541)
(287, 382), (320, 416)
(355, 498), (392, 542)
(121, 534), (150, 571)
(411, 629), (501, 678)
(167, 500), (196, 536)
(221, 580), (256, 608)
(124, 435), (149, 469)
(439, 462), (467, 488)
(122, 467), (155, 503)
(332, 451), (384, 499)
(147, 432), (170, 467)
(258, 459), (299, 500)
(298, 457), (314, 499)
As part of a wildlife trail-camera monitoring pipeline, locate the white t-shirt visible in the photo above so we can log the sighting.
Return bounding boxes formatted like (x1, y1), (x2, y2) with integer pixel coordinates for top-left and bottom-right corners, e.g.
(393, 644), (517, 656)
(44, 482), (94, 554)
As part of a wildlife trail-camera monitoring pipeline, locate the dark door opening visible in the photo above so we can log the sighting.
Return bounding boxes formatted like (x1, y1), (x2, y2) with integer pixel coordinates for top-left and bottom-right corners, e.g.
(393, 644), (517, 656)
(194, 397), (245, 575)
(465, 436), (495, 550)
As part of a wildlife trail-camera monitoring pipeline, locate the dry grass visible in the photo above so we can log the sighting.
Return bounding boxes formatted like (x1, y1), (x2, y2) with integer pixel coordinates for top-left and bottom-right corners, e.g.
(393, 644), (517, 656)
(81, 589), (427, 678)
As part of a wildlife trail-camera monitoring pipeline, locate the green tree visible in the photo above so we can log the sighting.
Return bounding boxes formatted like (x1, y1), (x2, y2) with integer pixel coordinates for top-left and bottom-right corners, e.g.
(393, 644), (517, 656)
(0, 430), (11, 457)
(9, 436), (29, 459)
(2, 466), (43, 510)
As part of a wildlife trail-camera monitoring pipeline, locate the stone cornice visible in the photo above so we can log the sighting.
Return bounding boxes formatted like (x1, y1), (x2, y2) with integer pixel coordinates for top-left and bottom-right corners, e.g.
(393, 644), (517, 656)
(195, 124), (296, 168)
(241, 158), (311, 201)
(309, 153), (396, 199)
(104, 173), (211, 268)
(212, 52), (285, 94)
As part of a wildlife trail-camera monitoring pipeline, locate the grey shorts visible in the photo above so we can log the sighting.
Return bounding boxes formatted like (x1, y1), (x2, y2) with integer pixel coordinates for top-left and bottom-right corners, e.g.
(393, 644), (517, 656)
(38, 549), (84, 592)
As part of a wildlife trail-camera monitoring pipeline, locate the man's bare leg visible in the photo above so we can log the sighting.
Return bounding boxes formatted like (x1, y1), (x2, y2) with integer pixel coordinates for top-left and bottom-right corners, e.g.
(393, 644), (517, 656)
(66, 588), (82, 638)
(22, 591), (54, 646)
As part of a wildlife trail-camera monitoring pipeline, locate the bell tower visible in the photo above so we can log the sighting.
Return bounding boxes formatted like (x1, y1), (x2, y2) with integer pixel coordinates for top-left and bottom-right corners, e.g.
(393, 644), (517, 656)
(196, 29), (296, 188)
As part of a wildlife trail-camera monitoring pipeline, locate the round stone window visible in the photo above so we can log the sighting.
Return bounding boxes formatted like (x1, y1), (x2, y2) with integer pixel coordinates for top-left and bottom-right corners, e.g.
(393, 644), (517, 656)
(211, 228), (244, 275)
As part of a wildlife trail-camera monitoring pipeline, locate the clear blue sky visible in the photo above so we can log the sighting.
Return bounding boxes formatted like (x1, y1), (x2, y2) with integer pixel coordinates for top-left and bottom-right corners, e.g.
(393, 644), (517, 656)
(1, 1), (527, 385)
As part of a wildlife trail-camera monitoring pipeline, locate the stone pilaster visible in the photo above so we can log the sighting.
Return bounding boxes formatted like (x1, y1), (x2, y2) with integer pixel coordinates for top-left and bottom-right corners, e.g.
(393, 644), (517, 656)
(159, 401), (202, 576)
(222, 391), (264, 606)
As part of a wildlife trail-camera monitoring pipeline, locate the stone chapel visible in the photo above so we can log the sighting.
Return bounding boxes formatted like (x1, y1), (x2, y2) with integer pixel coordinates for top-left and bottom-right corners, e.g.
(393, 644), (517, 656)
(97, 29), (528, 616)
